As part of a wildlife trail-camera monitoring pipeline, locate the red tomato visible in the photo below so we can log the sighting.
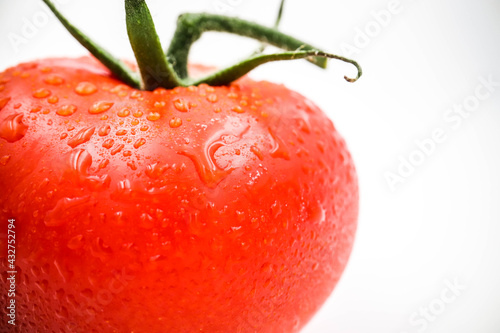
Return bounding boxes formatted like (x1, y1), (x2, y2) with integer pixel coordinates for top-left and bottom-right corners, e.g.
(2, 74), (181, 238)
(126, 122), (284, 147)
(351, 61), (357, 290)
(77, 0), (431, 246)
(0, 57), (358, 332)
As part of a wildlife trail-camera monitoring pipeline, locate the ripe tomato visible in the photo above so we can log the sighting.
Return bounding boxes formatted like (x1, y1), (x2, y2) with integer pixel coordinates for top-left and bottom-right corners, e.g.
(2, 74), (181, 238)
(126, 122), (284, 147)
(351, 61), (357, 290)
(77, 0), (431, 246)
(0, 56), (358, 332)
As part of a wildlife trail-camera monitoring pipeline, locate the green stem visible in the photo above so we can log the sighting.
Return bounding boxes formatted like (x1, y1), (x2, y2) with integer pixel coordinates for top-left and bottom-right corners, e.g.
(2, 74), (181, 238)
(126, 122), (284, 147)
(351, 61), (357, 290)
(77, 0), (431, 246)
(42, 0), (362, 90)
(189, 50), (362, 86)
(166, 13), (328, 80)
(125, 0), (181, 90)
(42, 0), (141, 89)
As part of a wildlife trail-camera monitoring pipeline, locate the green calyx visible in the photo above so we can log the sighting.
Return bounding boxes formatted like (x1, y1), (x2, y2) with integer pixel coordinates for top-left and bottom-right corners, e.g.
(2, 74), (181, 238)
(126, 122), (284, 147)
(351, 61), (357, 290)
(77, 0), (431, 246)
(42, 0), (362, 91)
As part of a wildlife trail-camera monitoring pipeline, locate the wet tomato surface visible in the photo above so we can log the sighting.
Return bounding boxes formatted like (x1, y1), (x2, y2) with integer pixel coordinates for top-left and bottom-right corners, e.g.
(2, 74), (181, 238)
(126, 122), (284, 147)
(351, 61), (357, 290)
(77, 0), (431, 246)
(0, 57), (358, 332)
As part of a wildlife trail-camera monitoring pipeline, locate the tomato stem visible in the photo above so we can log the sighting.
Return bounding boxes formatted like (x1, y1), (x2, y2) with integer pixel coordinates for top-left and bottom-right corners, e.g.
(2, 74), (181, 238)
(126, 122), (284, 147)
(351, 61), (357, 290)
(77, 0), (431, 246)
(42, 0), (362, 90)
(125, 0), (182, 90)
(166, 13), (328, 80)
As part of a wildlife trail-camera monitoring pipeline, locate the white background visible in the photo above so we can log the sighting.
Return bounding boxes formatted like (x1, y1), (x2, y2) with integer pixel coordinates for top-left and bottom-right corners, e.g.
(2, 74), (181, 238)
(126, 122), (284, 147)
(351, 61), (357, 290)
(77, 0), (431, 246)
(1, 0), (499, 332)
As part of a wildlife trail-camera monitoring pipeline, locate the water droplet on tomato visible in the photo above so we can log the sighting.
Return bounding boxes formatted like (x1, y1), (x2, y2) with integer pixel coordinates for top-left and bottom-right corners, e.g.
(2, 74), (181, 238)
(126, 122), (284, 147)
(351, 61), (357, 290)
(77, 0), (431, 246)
(173, 98), (189, 112)
(89, 101), (113, 114)
(75, 82), (97, 95)
(146, 112), (161, 121)
(207, 94), (218, 103)
(154, 101), (165, 108)
(268, 127), (290, 160)
(67, 126), (95, 148)
(231, 105), (244, 113)
(250, 146), (264, 161)
(0, 113), (29, 142)
(32, 88), (51, 98)
(67, 149), (92, 175)
(44, 74), (64, 85)
(179, 119), (250, 187)
(47, 95), (59, 104)
(99, 159), (110, 169)
(56, 105), (77, 116)
(98, 124), (111, 136)
(169, 117), (182, 128)
(110, 143), (124, 155)
(0, 155), (11, 166)
(102, 138), (114, 149)
(117, 107), (130, 117)
(127, 160), (137, 170)
(133, 138), (146, 148)
(116, 129), (127, 136)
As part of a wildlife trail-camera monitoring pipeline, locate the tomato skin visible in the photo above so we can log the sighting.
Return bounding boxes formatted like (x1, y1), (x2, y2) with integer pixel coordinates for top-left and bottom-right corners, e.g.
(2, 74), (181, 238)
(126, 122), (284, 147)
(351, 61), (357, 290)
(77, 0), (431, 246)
(0, 57), (358, 333)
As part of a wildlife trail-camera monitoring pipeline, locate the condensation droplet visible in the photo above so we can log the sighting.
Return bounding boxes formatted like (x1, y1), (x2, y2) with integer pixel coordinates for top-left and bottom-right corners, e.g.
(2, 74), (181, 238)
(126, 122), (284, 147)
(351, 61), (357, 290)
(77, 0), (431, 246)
(0, 155), (11, 166)
(68, 149), (92, 175)
(146, 112), (160, 121)
(98, 124), (111, 136)
(67, 126), (95, 148)
(117, 108), (130, 117)
(102, 139), (114, 149)
(207, 94), (218, 103)
(110, 144), (124, 155)
(250, 146), (264, 161)
(48, 96), (59, 104)
(116, 129), (127, 136)
(89, 101), (113, 114)
(231, 106), (244, 113)
(0, 113), (29, 142)
(173, 98), (189, 112)
(268, 127), (290, 160)
(75, 82), (97, 95)
(169, 117), (182, 128)
(44, 74), (64, 85)
(133, 138), (146, 149)
(99, 159), (110, 169)
(32, 88), (51, 98)
(56, 105), (77, 116)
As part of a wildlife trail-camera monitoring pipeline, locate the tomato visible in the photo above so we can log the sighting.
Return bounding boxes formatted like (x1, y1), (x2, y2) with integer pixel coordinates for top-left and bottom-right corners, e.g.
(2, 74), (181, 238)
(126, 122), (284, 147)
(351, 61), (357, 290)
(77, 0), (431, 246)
(0, 56), (358, 332)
